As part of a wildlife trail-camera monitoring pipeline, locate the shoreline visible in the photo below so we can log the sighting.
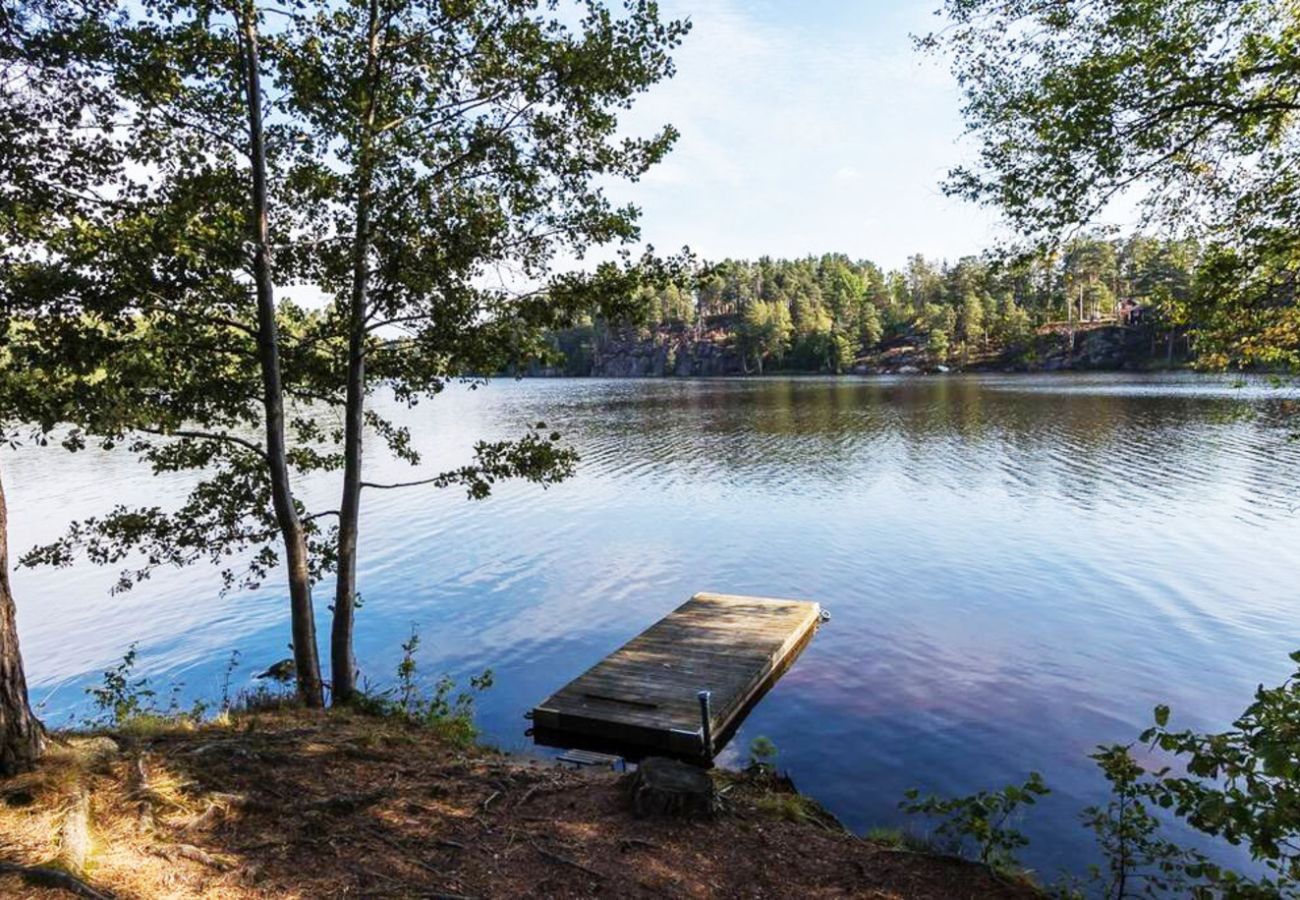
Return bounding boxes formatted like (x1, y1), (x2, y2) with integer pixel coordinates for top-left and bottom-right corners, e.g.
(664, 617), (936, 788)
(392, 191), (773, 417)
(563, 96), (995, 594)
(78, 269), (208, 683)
(0, 709), (1041, 899)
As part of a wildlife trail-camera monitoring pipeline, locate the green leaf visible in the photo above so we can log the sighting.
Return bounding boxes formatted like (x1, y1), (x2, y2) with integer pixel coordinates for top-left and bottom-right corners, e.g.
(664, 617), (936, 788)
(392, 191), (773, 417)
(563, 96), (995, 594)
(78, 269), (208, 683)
(1154, 704), (1171, 728)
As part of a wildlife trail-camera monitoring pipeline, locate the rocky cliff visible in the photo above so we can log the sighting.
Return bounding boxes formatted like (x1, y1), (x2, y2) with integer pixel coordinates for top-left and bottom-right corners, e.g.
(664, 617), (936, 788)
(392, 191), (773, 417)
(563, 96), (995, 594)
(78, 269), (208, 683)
(591, 325), (745, 377)
(541, 321), (1167, 378)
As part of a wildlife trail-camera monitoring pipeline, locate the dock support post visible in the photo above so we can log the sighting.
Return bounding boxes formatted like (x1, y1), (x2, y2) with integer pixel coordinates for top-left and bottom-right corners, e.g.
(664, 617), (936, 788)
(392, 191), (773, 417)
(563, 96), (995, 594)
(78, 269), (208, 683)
(697, 690), (713, 758)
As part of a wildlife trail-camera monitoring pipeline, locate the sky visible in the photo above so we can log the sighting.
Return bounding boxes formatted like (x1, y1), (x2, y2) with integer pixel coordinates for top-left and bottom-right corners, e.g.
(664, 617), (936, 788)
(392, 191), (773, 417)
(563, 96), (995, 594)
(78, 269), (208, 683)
(605, 0), (1011, 272)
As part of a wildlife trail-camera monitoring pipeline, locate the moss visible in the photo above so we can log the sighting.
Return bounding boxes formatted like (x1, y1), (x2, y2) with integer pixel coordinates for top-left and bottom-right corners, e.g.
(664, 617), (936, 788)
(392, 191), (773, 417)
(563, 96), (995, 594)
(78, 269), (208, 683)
(865, 826), (942, 854)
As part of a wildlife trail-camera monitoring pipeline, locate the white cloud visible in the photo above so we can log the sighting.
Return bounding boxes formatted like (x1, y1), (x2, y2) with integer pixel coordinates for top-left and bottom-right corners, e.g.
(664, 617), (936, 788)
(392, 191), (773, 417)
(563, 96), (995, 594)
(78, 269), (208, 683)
(609, 0), (1008, 270)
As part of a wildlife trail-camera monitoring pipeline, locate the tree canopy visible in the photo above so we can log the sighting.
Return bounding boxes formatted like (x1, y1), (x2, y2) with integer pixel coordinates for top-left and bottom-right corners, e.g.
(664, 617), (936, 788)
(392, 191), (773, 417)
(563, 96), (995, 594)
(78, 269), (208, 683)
(3, 0), (690, 707)
(584, 239), (1198, 374)
(921, 0), (1300, 369)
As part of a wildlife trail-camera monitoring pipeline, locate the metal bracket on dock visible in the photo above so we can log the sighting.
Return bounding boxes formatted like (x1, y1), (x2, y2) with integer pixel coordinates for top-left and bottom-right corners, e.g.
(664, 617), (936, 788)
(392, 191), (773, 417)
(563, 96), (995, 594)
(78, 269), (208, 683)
(697, 690), (713, 757)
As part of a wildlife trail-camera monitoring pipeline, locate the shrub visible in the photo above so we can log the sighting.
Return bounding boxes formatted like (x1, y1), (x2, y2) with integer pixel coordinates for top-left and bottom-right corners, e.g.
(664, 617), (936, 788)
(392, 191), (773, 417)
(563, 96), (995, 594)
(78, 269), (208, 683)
(357, 625), (493, 747)
(748, 735), (778, 772)
(1080, 744), (1211, 898)
(86, 643), (156, 726)
(1124, 653), (1300, 895)
(900, 772), (1050, 871)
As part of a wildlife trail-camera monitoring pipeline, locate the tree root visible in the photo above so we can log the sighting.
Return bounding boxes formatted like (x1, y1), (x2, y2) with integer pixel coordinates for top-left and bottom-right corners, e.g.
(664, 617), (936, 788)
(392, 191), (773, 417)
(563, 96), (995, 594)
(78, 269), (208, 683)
(57, 787), (92, 875)
(149, 842), (235, 871)
(0, 861), (115, 899)
(303, 788), (385, 815)
(177, 801), (222, 833)
(129, 754), (155, 831)
(530, 839), (603, 880)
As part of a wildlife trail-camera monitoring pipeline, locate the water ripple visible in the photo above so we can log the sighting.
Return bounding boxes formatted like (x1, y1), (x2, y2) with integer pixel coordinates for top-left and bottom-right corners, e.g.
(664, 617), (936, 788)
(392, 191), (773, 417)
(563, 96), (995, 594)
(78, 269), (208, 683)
(6, 372), (1297, 879)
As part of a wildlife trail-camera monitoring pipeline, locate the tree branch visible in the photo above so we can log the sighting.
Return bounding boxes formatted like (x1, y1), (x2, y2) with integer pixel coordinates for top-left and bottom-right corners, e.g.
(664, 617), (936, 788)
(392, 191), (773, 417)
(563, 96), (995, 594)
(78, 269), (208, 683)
(136, 427), (267, 460)
(359, 476), (444, 491)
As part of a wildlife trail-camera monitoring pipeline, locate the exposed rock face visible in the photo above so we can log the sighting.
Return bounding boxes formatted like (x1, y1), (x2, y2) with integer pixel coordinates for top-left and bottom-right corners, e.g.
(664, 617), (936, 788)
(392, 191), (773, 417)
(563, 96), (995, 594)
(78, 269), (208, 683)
(592, 327), (744, 377)
(999, 325), (1156, 372)
(540, 320), (1166, 378)
(1071, 325), (1151, 369)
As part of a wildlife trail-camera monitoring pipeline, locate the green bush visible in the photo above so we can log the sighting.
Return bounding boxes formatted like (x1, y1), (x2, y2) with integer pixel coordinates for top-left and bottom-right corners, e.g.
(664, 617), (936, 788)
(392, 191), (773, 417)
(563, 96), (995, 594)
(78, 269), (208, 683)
(87, 643), (155, 725)
(748, 735), (778, 771)
(357, 625), (493, 747)
(1079, 744), (1211, 898)
(897, 651), (1300, 896)
(901, 771), (1050, 871)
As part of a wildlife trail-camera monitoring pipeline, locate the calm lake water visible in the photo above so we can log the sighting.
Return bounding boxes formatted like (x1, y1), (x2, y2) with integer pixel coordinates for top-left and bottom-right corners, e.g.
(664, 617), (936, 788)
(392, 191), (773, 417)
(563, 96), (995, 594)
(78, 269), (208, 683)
(8, 373), (1300, 877)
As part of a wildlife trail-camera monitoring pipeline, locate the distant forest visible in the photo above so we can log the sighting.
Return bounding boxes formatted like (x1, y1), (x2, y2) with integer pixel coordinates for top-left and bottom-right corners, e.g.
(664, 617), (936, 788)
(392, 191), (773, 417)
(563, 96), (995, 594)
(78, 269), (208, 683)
(550, 235), (1201, 375)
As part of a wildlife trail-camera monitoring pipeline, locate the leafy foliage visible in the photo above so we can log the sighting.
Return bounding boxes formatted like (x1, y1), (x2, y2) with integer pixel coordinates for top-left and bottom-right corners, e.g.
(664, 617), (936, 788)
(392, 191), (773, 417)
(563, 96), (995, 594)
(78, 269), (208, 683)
(1133, 653), (1300, 893)
(86, 643), (156, 726)
(900, 771), (1050, 870)
(1080, 745), (1213, 898)
(357, 625), (494, 747)
(747, 735), (778, 772)
(901, 654), (1300, 895)
(3, 0), (691, 703)
(922, 0), (1300, 370)
(361, 423), (578, 500)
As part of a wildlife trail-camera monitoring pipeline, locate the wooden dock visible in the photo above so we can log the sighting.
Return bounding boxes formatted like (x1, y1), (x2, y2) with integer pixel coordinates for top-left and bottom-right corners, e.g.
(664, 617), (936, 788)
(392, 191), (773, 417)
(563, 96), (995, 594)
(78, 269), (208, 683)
(530, 592), (823, 761)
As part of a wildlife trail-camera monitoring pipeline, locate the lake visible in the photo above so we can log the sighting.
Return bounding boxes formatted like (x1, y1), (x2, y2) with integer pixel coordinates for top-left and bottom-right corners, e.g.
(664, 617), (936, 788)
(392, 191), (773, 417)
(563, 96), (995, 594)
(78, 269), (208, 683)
(8, 373), (1299, 878)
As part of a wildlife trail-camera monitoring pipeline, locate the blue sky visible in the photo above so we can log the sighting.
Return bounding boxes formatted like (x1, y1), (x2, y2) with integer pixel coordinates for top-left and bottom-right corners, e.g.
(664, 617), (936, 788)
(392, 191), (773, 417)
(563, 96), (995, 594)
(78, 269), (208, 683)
(608, 0), (1010, 271)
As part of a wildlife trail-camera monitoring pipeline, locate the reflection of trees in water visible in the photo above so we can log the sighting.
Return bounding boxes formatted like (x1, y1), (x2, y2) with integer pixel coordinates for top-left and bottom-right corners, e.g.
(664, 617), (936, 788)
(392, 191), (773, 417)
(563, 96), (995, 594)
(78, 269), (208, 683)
(543, 379), (1296, 517)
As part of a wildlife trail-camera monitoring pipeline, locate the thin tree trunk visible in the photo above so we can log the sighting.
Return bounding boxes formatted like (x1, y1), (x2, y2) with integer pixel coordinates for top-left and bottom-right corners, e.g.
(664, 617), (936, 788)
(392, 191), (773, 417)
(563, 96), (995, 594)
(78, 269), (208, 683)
(236, 3), (324, 708)
(0, 465), (43, 775)
(331, 0), (381, 705)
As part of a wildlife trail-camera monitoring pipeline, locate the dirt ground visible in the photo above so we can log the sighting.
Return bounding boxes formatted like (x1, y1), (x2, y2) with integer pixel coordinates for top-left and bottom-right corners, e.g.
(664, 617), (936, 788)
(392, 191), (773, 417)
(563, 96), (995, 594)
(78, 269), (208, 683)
(0, 710), (1041, 899)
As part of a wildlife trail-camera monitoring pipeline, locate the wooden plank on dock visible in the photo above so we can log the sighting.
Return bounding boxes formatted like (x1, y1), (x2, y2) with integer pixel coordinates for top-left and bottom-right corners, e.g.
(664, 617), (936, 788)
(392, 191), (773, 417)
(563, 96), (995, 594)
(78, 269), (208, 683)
(531, 592), (822, 759)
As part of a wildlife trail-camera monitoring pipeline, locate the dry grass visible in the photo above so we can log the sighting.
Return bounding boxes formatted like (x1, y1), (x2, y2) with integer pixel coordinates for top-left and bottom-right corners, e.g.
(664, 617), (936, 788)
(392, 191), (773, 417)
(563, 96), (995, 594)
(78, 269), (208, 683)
(0, 711), (1040, 899)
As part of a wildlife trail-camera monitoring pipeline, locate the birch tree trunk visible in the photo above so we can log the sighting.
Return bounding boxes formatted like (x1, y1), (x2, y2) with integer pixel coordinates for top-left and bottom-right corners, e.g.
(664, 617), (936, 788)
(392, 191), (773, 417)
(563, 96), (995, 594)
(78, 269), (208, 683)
(236, 2), (324, 708)
(330, 0), (381, 706)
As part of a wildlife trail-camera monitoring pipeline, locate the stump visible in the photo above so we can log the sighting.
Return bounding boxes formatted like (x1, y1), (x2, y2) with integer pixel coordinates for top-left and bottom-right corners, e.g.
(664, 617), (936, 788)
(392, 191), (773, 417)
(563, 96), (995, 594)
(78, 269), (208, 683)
(625, 757), (717, 820)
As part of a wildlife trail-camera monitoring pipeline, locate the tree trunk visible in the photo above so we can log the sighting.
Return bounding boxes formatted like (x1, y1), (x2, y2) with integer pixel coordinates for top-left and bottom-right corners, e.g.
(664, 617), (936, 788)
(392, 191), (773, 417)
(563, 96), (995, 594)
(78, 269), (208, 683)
(237, 4), (324, 709)
(330, 272), (366, 705)
(331, 0), (381, 705)
(0, 466), (43, 775)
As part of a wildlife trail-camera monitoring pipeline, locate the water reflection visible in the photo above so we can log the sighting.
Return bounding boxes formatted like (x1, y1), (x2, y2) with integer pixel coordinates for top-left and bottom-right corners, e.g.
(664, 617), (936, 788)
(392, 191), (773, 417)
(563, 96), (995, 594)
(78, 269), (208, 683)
(7, 373), (1298, 877)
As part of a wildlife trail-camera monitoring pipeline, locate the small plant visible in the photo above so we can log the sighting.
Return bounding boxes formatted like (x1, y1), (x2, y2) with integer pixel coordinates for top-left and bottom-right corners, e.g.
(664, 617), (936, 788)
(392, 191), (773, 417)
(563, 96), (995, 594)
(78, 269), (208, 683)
(165, 681), (185, 716)
(1140, 680), (1300, 893)
(866, 826), (940, 854)
(358, 625), (493, 747)
(1080, 744), (1209, 898)
(87, 643), (156, 726)
(219, 649), (241, 713)
(900, 771), (1050, 871)
(1075, 656), (1300, 898)
(748, 735), (778, 772)
(232, 683), (296, 714)
(396, 626), (421, 714)
(1061, 654), (1300, 897)
(755, 791), (820, 824)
